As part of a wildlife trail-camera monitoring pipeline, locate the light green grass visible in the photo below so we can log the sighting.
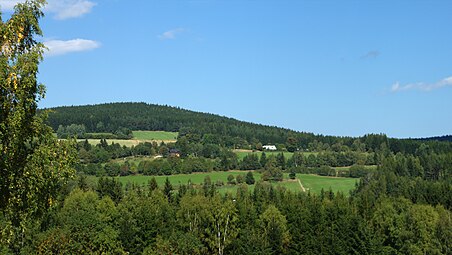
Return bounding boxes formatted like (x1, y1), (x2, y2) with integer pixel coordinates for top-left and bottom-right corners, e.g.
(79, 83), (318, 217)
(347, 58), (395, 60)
(132, 131), (178, 141)
(112, 171), (358, 195)
(74, 131), (178, 147)
(298, 174), (358, 194)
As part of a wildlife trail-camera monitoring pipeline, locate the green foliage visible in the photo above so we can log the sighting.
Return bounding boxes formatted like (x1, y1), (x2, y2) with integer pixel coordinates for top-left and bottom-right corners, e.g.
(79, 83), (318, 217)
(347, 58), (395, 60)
(0, 1), (76, 250)
(262, 158), (284, 182)
(236, 174), (244, 184)
(204, 196), (238, 255)
(148, 177), (158, 192)
(57, 124), (86, 139)
(117, 191), (171, 254)
(259, 205), (290, 254)
(163, 177), (173, 201)
(56, 190), (124, 254)
(246, 171), (255, 185)
(97, 177), (123, 203)
(227, 174), (236, 185)
(289, 169), (296, 179)
(241, 153), (261, 170)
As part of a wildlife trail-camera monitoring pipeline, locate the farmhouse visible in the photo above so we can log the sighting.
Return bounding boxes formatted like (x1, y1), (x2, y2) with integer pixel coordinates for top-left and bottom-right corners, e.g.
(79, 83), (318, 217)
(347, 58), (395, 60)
(263, 145), (277, 151)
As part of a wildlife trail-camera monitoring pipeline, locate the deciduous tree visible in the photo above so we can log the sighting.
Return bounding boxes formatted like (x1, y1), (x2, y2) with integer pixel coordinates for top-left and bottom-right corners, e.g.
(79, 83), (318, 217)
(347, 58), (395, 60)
(0, 0), (76, 250)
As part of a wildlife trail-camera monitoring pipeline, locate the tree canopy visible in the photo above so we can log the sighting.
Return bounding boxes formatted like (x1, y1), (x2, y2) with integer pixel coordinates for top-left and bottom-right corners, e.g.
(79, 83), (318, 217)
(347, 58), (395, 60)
(0, 1), (76, 251)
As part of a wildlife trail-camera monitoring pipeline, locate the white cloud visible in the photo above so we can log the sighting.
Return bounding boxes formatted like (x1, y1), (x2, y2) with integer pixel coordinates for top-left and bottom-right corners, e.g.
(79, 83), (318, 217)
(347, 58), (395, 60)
(0, 0), (96, 20)
(0, 0), (20, 10)
(391, 76), (452, 93)
(47, 0), (96, 20)
(158, 28), (185, 40)
(44, 39), (100, 56)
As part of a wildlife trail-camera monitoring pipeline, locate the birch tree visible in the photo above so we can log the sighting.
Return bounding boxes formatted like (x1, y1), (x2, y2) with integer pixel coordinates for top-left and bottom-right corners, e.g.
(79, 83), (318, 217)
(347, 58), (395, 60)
(0, 1), (76, 251)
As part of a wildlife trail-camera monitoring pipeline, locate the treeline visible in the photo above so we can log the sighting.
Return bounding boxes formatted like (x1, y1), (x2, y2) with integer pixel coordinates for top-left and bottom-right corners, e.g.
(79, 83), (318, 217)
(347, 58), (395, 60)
(415, 134), (452, 142)
(57, 124), (132, 139)
(75, 137), (452, 181)
(75, 138), (377, 177)
(3, 173), (450, 254)
(43, 103), (452, 155)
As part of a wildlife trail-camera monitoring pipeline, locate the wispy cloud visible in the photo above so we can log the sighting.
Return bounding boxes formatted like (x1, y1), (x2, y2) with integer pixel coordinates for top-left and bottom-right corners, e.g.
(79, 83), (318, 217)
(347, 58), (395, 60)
(0, 0), (96, 20)
(44, 39), (100, 56)
(158, 28), (185, 40)
(391, 76), (452, 93)
(0, 0), (19, 9)
(361, 50), (380, 59)
(47, 0), (96, 20)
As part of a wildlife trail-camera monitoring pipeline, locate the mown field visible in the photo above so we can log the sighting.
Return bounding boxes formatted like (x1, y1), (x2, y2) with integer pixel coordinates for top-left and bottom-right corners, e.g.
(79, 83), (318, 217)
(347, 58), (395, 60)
(132, 131), (178, 140)
(298, 174), (358, 194)
(76, 131), (178, 147)
(111, 171), (358, 195)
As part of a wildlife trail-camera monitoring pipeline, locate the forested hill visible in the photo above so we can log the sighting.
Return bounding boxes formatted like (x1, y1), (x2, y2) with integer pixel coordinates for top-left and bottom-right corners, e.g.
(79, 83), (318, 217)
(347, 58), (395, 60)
(43, 102), (452, 153)
(43, 102), (320, 145)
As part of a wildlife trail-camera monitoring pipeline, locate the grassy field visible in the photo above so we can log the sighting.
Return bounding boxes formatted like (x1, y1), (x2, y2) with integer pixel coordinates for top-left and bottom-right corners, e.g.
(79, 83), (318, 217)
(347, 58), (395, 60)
(112, 171), (358, 195)
(298, 174), (358, 194)
(132, 131), (178, 140)
(75, 131), (178, 147)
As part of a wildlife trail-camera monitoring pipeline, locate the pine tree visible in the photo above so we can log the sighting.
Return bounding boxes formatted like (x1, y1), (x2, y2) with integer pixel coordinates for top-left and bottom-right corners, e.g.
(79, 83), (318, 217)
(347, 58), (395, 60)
(163, 177), (173, 201)
(246, 172), (255, 185)
(148, 177), (158, 192)
(260, 152), (267, 168)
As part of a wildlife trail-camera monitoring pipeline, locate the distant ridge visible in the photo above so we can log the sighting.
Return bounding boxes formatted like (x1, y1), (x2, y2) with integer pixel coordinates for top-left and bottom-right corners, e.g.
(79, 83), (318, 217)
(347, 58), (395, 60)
(42, 102), (451, 152)
(42, 102), (321, 146)
(414, 135), (452, 142)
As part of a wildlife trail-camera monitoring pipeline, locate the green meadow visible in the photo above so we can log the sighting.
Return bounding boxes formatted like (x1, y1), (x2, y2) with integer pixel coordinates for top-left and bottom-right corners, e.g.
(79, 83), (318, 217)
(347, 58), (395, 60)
(112, 171), (358, 195)
(298, 174), (359, 194)
(132, 131), (178, 141)
(75, 131), (178, 147)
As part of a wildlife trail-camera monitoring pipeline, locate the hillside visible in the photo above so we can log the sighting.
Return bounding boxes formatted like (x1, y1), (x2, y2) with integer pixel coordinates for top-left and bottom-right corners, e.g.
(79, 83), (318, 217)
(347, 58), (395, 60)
(42, 102), (452, 153)
(43, 102), (330, 147)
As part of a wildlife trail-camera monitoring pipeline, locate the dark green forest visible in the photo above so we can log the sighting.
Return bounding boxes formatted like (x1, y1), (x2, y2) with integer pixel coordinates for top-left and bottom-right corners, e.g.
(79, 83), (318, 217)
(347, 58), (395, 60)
(44, 102), (452, 154)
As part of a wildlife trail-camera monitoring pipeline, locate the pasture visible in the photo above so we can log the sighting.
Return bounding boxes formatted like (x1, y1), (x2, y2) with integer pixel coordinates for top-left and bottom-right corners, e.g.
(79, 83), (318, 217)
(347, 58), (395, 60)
(132, 131), (178, 141)
(75, 131), (178, 147)
(298, 174), (358, 194)
(113, 171), (358, 195)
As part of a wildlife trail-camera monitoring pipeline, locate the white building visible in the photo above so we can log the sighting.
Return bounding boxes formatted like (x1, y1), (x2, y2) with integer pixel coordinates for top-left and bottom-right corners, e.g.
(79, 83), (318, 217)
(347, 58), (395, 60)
(263, 145), (277, 151)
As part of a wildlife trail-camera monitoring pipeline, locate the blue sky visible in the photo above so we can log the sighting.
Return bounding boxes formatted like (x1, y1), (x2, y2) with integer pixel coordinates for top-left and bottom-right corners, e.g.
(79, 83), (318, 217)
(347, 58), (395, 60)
(2, 0), (451, 138)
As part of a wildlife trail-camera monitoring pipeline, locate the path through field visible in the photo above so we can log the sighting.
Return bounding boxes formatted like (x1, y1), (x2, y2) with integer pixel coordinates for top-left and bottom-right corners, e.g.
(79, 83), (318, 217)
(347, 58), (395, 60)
(297, 178), (306, 192)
